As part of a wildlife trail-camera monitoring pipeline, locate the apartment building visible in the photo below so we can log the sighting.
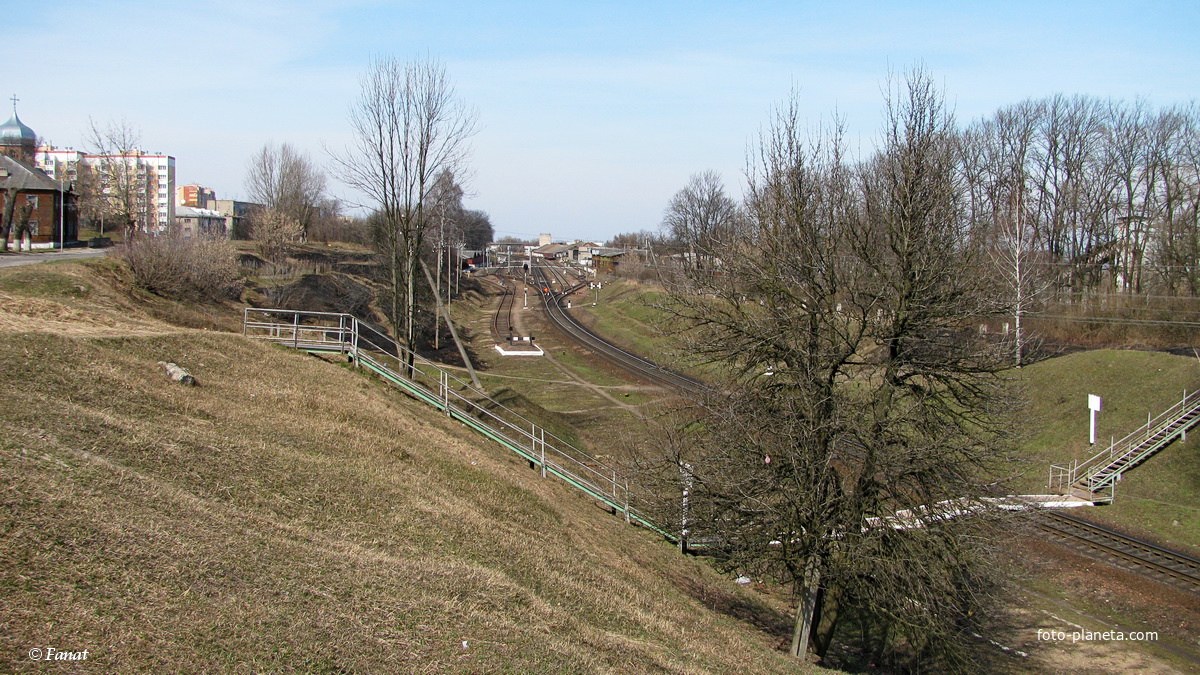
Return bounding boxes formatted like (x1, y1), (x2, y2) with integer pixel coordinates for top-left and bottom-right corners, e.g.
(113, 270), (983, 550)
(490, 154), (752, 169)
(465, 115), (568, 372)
(36, 146), (175, 234)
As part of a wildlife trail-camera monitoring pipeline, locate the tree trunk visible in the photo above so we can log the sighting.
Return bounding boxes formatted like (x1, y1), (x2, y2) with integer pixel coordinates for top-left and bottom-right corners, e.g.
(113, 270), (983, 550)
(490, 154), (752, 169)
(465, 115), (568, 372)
(811, 584), (841, 658)
(405, 247), (416, 369)
(789, 555), (822, 658)
(0, 187), (18, 253)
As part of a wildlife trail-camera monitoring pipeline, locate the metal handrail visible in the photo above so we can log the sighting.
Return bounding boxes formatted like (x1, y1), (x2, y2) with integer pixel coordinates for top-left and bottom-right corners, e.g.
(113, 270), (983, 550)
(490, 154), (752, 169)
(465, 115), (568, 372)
(242, 308), (663, 534)
(1080, 386), (1200, 475)
(1050, 388), (1200, 494)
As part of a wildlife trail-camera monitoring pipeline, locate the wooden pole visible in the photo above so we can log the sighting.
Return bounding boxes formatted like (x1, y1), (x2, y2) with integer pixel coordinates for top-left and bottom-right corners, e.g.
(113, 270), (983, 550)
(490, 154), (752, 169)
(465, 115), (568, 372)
(419, 258), (481, 389)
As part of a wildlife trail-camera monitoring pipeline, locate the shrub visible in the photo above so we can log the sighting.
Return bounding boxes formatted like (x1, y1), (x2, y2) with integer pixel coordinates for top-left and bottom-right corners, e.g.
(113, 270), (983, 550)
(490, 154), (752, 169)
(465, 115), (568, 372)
(250, 208), (303, 265)
(117, 234), (242, 301)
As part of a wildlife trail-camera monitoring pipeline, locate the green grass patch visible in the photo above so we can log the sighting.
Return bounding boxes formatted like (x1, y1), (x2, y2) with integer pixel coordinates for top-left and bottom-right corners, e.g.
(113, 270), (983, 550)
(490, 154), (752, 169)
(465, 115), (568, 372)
(549, 347), (629, 388)
(0, 264), (94, 299)
(1015, 349), (1200, 553)
(572, 280), (716, 381)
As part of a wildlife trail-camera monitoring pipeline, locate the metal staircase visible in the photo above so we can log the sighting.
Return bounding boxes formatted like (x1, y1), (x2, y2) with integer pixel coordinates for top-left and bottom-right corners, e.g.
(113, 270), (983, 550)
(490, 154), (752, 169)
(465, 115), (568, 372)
(242, 308), (669, 538)
(1050, 389), (1200, 502)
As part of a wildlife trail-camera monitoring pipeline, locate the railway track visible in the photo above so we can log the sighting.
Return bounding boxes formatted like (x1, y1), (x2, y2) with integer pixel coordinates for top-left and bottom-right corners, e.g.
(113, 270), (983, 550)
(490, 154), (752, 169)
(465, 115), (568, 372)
(490, 274), (517, 342)
(1035, 510), (1200, 594)
(525, 264), (1200, 596)
(531, 261), (709, 396)
(535, 259), (587, 295)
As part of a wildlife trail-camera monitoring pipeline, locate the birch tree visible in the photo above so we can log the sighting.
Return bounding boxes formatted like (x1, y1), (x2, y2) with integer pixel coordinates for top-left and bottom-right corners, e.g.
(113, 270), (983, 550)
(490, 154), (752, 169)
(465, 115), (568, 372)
(334, 56), (477, 356)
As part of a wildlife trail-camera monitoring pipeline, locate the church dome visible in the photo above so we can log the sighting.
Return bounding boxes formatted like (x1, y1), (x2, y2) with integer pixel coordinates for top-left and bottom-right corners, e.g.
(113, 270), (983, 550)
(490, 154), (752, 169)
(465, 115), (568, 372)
(0, 110), (36, 147)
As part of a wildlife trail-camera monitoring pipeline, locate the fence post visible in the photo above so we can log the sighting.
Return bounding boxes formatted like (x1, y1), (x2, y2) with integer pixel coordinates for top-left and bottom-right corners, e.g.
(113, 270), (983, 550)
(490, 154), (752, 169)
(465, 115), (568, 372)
(680, 462), (693, 554)
(351, 318), (360, 367)
(293, 312), (299, 349)
(624, 479), (631, 524)
(442, 371), (451, 415)
(242, 307), (249, 336)
(540, 428), (546, 478)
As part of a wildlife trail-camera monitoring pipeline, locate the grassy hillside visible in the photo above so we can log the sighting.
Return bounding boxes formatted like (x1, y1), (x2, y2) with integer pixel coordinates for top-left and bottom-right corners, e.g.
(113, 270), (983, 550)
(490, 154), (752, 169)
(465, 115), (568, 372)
(567, 279), (702, 377)
(1016, 350), (1200, 555)
(0, 260), (804, 673)
(576, 278), (1200, 555)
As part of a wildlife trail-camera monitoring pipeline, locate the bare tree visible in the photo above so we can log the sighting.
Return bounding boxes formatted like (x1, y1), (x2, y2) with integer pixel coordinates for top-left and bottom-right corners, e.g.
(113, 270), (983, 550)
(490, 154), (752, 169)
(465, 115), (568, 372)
(245, 142), (327, 241)
(306, 198), (359, 244)
(250, 207), (303, 265)
(86, 118), (153, 239)
(11, 198), (34, 251)
(965, 101), (1048, 366)
(71, 162), (108, 236)
(427, 169), (465, 350)
(657, 72), (1016, 668)
(661, 170), (739, 268)
(1153, 104), (1200, 293)
(0, 178), (32, 252)
(0, 188), (17, 252)
(333, 55), (477, 358)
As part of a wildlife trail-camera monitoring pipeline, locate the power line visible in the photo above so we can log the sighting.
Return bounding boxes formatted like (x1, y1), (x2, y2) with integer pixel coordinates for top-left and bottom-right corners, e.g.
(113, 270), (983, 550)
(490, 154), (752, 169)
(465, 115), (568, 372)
(1034, 314), (1200, 329)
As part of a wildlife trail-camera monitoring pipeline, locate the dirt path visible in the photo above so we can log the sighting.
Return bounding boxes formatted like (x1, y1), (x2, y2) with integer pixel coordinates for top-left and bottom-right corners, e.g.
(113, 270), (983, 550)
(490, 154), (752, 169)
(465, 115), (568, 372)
(541, 349), (648, 415)
(509, 279), (534, 337)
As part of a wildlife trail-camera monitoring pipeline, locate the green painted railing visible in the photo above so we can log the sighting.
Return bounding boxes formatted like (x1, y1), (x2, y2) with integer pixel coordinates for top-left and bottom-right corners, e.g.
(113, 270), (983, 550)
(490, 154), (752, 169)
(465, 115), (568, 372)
(243, 308), (671, 538)
(1051, 388), (1200, 500)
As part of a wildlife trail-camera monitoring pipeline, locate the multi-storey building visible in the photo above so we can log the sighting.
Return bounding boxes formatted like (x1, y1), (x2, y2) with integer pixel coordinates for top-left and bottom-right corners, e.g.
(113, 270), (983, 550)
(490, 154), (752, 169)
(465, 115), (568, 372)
(175, 205), (227, 238)
(210, 199), (262, 239)
(36, 146), (175, 234)
(177, 184), (216, 209)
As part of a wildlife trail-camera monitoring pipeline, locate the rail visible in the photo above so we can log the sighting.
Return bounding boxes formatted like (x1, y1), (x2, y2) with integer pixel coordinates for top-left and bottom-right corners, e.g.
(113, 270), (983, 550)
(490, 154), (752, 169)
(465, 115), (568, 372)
(1050, 388), (1200, 499)
(531, 262), (710, 396)
(1036, 510), (1200, 593)
(243, 307), (668, 537)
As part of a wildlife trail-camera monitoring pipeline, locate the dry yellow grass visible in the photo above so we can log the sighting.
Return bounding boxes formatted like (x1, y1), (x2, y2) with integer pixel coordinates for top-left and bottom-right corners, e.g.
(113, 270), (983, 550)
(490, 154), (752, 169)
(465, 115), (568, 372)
(0, 260), (809, 673)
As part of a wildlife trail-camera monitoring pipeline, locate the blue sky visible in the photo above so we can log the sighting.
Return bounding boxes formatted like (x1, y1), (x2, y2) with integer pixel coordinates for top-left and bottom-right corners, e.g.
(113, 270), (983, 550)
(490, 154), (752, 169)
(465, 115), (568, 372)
(6, 1), (1198, 242)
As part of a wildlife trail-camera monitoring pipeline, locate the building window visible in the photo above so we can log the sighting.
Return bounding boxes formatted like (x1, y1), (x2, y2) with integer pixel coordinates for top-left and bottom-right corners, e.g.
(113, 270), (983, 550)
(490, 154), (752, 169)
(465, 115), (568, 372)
(25, 195), (38, 209)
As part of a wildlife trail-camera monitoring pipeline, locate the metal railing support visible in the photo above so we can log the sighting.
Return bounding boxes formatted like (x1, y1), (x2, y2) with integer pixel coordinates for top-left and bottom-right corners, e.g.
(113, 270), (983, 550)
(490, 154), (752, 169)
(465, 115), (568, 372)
(441, 371), (450, 415)
(241, 307), (668, 538)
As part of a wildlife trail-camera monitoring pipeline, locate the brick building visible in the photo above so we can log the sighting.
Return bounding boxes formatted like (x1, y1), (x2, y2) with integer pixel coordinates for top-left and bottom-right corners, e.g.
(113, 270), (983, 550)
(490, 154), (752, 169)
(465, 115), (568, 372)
(0, 105), (78, 249)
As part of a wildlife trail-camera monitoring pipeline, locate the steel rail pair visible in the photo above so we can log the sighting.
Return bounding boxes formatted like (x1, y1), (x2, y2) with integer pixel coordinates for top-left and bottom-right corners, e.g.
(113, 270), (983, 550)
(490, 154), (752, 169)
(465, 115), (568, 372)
(531, 262), (710, 396)
(1035, 510), (1200, 594)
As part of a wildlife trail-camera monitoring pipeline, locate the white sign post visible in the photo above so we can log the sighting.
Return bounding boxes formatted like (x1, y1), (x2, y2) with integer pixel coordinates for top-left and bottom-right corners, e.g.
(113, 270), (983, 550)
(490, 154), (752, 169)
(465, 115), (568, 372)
(1088, 394), (1102, 444)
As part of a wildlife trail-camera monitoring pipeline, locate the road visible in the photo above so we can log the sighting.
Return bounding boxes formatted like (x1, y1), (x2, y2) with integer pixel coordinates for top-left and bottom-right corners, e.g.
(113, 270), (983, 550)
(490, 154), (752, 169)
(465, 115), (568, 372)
(0, 247), (109, 269)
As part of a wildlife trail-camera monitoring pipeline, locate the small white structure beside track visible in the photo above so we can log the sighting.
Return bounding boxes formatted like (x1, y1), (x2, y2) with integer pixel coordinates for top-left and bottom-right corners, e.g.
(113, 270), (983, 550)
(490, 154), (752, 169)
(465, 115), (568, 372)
(495, 337), (544, 356)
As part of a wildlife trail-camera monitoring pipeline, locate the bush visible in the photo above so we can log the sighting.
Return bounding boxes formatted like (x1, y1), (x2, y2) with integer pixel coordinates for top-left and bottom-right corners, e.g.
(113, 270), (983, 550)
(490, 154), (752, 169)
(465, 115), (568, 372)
(250, 209), (302, 265)
(117, 234), (242, 301)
